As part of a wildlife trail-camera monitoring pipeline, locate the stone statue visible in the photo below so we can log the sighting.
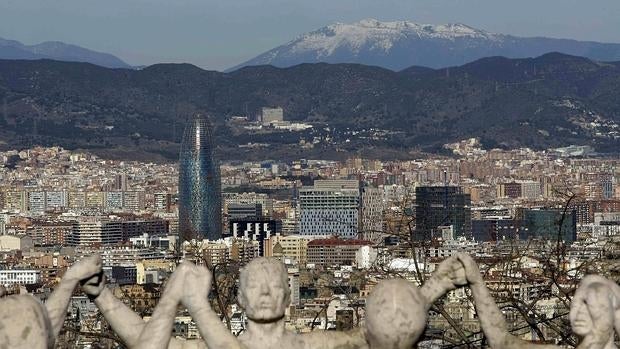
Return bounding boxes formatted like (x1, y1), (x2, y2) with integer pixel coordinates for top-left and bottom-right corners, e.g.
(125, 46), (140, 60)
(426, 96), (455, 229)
(86, 256), (466, 349)
(185, 255), (467, 349)
(6, 250), (620, 348)
(456, 253), (620, 349)
(364, 255), (468, 349)
(0, 255), (103, 349)
(198, 257), (366, 349)
(82, 261), (210, 349)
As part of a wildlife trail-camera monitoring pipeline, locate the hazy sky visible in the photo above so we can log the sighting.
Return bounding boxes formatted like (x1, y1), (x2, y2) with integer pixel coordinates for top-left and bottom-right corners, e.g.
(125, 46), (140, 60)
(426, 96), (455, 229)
(1, 0), (619, 70)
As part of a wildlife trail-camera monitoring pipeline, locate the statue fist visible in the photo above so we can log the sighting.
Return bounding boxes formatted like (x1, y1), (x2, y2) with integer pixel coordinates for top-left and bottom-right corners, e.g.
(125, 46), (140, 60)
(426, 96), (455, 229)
(81, 272), (106, 298)
(454, 253), (483, 284)
(434, 256), (468, 290)
(162, 262), (191, 300)
(182, 264), (212, 310)
(65, 255), (103, 282)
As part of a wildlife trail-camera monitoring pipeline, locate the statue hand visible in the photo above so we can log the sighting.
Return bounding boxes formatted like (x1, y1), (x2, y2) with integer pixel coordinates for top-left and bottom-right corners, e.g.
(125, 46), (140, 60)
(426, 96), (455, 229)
(455, 253), (483, 285)
(433, 255), (468, 291)
(163, 262), (193, 301)
(81, 272), (106, 298)
(65, 255), (103, 282)
(182, 264), (212, 311)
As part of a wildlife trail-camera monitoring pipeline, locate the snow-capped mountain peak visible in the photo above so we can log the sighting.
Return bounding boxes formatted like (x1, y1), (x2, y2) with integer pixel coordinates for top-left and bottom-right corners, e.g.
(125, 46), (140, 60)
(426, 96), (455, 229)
(287, 19), (497, 58)
(228, 19), (620, 72)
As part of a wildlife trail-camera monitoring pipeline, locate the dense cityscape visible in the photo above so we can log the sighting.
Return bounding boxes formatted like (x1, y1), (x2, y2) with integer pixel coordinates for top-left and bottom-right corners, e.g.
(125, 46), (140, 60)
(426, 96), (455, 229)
(0, 108), (618, 347)
(2, 1), (620, 347)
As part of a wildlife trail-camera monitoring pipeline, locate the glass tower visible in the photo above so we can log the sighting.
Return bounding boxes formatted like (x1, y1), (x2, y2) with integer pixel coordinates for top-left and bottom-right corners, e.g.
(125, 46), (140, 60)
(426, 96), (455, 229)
(178, 114), (222, 241)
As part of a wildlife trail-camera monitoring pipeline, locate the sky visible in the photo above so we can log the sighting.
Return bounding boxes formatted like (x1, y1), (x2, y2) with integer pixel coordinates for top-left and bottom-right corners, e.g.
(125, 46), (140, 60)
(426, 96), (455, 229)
(1, 0), (619, 71)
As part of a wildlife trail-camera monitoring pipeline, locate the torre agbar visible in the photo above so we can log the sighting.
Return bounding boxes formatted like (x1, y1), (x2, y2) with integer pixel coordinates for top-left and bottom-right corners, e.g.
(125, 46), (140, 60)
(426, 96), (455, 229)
(178, 114), (222, 241)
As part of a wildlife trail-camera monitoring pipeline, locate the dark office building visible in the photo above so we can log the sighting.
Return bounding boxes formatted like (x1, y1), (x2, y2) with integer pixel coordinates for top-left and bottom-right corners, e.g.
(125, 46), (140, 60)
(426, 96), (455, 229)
(501, 182), (522, 199)
(568, 201), (594, 224)
(178, 114), (222, 241)
(415, 186), (471, 240)
(472, 219), (525, 242)
(522, 209), (577, 242)
(120, 219), (169, 241)
(110, 266), (137, 285)
(227, 203), (263, 220)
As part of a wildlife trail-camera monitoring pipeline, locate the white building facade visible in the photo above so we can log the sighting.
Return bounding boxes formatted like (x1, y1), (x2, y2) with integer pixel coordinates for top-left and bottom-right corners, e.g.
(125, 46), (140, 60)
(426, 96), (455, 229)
(299, 180), (360, 239)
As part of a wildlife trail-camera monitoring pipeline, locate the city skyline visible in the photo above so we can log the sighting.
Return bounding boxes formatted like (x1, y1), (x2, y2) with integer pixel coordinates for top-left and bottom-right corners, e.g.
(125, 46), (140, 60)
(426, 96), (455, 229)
(1, 1), (619, 346)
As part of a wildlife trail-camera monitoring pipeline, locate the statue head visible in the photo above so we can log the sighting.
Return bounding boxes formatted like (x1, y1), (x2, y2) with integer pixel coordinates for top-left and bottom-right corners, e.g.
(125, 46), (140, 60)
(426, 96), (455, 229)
(238, 257), (291, 322)
(0, 295), (53, 349)
(365, 279), (427, 349)
(569, 275), (619, 346)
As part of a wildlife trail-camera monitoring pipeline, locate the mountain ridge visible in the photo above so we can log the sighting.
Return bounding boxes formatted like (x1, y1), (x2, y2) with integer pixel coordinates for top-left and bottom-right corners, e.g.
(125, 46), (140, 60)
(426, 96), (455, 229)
(229, 19), (620, 71)
(0, 53), (618, 161)
(0, 37), (132, 69)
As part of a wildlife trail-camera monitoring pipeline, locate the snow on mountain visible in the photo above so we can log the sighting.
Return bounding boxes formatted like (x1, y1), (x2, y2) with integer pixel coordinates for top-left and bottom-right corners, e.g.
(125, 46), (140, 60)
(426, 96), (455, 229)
(291, 19), (498, 57)
(229, 19), (620, 71)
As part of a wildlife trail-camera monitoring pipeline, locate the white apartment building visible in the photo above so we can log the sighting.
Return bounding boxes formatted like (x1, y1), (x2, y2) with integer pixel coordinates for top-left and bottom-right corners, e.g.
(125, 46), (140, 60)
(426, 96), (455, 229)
(0, 270), (41, 285)
(46, 191), (68, 210)
(69, 218), (123, 246)
(28, 191), (46, 214)
(287, 267), (301, 306)
(105, 192), (124, 211)
(261, 107), (284, 125)
(0, 213), (8, 235)
(299, 180), (360, 239)
(520, 180), (542, 199)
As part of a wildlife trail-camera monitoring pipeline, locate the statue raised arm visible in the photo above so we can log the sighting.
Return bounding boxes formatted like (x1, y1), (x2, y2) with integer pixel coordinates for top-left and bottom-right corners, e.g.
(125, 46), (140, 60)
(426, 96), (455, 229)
(0, 255), (103, 349)
(180, 263), (244, 349)
(456, 253), (620, 349)
(363, 255), (467, 349)
(83, 262), (206, 349)
(187, 257), (365, 349)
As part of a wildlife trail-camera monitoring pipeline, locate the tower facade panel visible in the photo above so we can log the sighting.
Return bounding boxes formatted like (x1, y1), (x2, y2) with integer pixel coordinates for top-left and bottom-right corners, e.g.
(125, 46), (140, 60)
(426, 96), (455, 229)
(179, 114), (222, 241)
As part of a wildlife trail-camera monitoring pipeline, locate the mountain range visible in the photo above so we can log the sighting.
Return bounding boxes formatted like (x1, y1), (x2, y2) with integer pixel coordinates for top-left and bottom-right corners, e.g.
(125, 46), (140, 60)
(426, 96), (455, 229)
(0, 37), (131, 69)
(0, 53), (618, 161)
(231, 19), (620, 71)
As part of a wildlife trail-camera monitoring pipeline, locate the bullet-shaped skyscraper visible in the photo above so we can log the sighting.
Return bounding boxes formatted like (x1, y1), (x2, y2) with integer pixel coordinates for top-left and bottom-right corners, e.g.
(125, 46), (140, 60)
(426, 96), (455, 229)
(178, 114), (222, 241)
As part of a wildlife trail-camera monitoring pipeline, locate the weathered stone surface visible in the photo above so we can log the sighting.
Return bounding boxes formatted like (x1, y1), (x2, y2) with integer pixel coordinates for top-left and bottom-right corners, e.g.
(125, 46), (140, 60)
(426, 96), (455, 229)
(3, 254), (620, 349)
(0, 295), (51, 349)
(0, 255), (102, 349)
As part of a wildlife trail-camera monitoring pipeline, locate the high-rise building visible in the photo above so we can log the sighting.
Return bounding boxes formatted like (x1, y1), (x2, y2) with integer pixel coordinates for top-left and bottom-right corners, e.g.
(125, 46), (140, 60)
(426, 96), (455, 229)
(105, 192), (124, 211)
(299, 180), (360, 239)
(415, 186), (471, 240)
(178, 114), (222, 241)
(229, 218), (279, 256)
(122, 191), (146, 211)
(114, 173), (129, 191)
(45, 191), (68, 210)
(522, 209), (577, 242)
(154, 193), (172, 212)
(0, 213), (8, 235)
(3, 191), (26, 212)
(223, 192), (273, 217)
(28, 191), (46, 214)
(360, 185), (385, 242)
